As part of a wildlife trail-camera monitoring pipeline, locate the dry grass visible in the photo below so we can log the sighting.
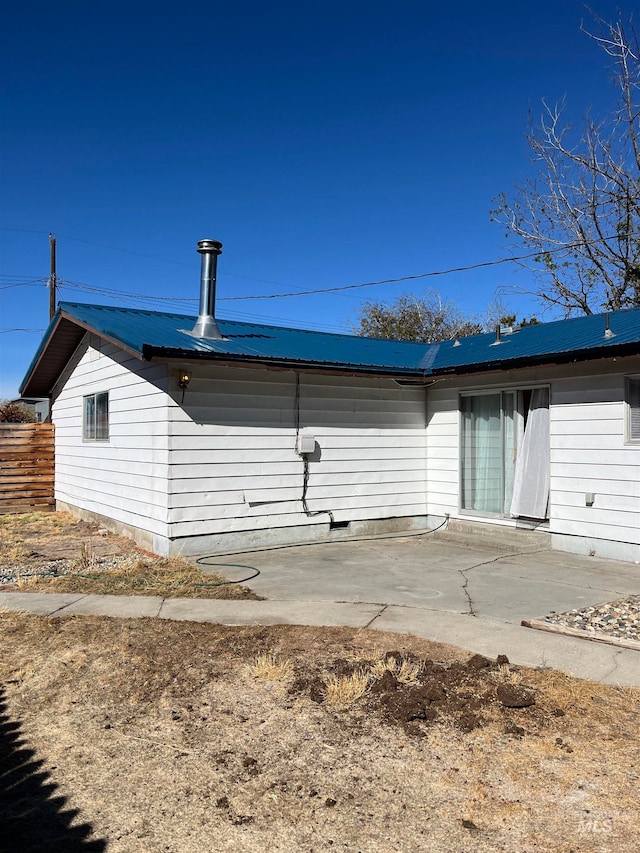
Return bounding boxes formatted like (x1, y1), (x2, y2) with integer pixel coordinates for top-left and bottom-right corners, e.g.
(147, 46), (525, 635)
(324, 670), (370, 707)
(0, 511), (72, 564)
(529, 667), (640, 739)
(370, 654), (423, 685)
(494, 663), (523, 685)
(1, 511), (259, 600)
(15, 553), (258, 600)
(246, 652), (294, 681)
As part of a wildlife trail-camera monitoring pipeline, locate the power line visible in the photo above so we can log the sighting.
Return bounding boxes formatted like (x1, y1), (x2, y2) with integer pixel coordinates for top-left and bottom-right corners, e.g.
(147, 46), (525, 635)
(60, 278), (196, 302)
(0, 328), (45, 333)
(0, 273), (45, 279)
(216, 235), (640, 300)
(61, 233), (640, 302)
(0, 279), (48, 291)
(0, 227), (293, 288)
(54, 281), (350, 333)
(5, 227), (639, 304)
(47, 231), (292, 286)
(57, 232), (635, 304)
(0, 228), (51, 236)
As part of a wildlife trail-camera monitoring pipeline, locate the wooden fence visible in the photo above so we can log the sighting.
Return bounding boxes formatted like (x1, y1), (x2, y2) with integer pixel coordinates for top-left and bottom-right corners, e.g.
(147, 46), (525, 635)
(0, 423), (55, 514)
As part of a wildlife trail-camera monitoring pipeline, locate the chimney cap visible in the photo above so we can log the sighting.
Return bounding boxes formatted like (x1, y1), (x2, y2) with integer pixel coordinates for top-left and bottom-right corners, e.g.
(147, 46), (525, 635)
(197, 239), (223, 254)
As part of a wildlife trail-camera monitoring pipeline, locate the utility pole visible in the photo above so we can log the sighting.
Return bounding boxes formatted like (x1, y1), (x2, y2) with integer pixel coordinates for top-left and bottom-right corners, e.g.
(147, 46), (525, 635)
(49, 233), (57, 320)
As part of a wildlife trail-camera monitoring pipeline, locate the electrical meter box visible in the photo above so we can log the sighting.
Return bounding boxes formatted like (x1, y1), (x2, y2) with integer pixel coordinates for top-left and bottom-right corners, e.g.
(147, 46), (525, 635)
(296, 434), (316, 455)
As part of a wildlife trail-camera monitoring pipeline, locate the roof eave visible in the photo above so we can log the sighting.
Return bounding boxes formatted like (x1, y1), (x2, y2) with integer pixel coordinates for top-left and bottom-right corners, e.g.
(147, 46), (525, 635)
(431, 340), (640, 376)
(19, 313), (65, 397)
(20, 308), (143, 397)
(142, 344), (425, 380)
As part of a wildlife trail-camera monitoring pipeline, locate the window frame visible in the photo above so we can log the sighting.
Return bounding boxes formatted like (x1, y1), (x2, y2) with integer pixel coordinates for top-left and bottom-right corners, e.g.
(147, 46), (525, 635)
(83, 391), (109, 442)
(625, 375), (640, 445)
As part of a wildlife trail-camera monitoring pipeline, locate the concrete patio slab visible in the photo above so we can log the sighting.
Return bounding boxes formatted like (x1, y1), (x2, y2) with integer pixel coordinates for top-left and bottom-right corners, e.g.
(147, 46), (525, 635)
(200, 537), (485, 609)
(202, 535), (640, 627)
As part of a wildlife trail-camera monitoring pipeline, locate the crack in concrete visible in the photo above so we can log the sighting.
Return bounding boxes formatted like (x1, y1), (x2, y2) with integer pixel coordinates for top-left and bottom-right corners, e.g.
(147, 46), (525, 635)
(47, 595), (89, 616)
(156, 599), (166, 618)
(456, 550), (542, 618)
(459, 568), (477, 617)
(363, 604), (388, 629)
(455, 545), (627, 620)
(602, 649), (622, 683)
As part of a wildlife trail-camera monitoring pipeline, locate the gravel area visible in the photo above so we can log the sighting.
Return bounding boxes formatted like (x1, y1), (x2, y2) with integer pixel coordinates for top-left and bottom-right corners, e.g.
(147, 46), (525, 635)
(544, 594), (640, 642)
(0, 555), (138, 587)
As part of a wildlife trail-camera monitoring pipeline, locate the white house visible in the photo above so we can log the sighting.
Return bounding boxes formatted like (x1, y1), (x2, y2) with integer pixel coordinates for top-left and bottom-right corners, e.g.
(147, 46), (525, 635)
(20, 240), (640, 562)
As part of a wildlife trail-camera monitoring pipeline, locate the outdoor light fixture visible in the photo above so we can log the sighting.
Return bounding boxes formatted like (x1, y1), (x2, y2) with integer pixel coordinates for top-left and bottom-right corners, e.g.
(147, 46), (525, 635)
(178, 370), (192, 404)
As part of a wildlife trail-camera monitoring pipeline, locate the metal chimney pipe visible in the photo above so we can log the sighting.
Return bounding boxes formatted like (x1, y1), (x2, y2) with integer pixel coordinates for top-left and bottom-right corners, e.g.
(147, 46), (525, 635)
(192, 239), (224, 339)
(604, 312), (615, 339)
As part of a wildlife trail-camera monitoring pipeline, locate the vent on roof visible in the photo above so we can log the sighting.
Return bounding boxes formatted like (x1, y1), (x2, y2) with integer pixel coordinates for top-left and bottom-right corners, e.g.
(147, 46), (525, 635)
(604, 313), (615, 339)
(191, 239), (226, 340)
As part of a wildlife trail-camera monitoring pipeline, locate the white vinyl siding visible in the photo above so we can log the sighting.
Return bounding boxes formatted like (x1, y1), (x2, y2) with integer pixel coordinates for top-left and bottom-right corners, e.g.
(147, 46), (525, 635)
(550, 370), (640, 547)
(51, 334), (171, 541)
(50, 332), (640, 560)
(166, 366), (427, 542)
(425, 386), (459, 517)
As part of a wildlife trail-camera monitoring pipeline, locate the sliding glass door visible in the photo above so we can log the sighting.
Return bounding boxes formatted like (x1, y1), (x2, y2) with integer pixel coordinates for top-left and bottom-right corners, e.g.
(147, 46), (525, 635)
(460, 388), (549, 520)
(461, 392), (515, 515)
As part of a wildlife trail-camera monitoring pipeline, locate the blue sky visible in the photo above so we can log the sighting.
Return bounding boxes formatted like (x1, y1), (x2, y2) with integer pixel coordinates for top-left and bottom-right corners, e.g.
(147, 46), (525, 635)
(0, 0), (628, 397)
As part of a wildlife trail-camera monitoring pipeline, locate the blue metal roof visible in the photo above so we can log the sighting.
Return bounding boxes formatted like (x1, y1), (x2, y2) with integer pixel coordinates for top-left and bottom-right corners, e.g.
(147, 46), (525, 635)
(61, 301), (430, 370)
(428, 309), (640, 373)
(20, 301), (640, 396)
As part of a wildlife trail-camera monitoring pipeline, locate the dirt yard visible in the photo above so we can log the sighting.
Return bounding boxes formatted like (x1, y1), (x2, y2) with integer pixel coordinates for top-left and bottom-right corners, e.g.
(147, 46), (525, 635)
(1, 611), (638, 852)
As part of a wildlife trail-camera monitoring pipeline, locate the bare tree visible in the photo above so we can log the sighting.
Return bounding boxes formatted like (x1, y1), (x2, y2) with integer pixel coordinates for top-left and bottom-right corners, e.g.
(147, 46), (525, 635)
(354, 290), (483, 342)
(492, 12), (640, 315)
(0, 401), (37, 423)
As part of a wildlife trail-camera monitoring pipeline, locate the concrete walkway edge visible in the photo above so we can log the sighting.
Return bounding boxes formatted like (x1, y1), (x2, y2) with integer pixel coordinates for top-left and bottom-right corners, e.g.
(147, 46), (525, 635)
(1, 591), (639, 687)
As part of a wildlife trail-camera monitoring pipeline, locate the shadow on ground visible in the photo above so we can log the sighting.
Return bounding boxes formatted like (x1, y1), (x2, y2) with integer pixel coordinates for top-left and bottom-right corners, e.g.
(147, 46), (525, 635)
(0, 688), (106, 852)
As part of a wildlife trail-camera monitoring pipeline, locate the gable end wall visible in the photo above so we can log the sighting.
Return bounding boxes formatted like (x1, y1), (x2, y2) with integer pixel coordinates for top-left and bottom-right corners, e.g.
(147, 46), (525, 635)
(51, 334), (172, 552)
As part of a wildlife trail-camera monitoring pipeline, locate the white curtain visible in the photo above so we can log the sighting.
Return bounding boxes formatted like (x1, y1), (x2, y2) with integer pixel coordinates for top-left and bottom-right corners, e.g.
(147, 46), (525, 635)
(510, 388), (550, 520)
(462, 394), (501, 513)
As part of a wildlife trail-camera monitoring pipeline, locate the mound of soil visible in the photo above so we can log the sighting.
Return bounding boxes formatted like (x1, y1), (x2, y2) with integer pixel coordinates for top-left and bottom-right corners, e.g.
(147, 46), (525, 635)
(290, 651), (544, 736)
